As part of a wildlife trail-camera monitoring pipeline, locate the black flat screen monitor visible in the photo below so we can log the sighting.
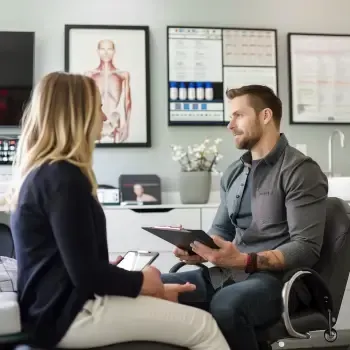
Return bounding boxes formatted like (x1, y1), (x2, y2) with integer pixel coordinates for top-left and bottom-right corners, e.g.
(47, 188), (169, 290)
(0, 31), (34, 126)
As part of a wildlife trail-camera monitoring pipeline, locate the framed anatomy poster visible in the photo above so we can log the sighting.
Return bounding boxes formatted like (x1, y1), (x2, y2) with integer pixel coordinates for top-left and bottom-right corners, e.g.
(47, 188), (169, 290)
(65, 24), (151, 147)
(288, 32), (350, 125)
(167, 26), (278, 126)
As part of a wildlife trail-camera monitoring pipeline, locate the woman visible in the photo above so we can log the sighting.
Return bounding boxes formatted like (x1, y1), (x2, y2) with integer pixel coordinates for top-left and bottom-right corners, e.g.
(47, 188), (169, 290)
(8, 72), (230, 350)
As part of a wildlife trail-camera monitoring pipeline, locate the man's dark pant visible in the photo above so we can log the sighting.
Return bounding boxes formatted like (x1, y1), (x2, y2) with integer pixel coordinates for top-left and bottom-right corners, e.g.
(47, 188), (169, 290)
(161, 267), (283, 350)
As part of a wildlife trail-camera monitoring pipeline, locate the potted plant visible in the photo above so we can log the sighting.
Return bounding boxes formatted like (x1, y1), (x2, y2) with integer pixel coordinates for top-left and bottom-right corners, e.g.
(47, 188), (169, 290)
(170, 138), (223, 204)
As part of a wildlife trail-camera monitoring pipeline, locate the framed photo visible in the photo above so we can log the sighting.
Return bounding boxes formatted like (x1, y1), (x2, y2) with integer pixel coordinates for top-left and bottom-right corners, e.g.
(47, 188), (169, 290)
(288, 32), (350, 125)
(119, 174), (161, 205)
(65, 25), (151, 147)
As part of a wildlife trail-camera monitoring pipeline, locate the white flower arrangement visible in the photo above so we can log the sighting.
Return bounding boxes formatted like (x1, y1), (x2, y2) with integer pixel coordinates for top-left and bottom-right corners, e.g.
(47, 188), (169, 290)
(171, 138), (223, 173)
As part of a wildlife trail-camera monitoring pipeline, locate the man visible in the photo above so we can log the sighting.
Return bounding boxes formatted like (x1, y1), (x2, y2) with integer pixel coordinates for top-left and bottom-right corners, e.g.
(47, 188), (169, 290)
(162, 85), (328, 350)
(85, 39), (131, 143)
(133, 184), (157, 202)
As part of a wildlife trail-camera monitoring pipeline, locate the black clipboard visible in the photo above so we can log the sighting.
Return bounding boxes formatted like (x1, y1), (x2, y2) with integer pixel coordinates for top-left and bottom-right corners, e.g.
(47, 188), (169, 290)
(142, 226), (219, 254)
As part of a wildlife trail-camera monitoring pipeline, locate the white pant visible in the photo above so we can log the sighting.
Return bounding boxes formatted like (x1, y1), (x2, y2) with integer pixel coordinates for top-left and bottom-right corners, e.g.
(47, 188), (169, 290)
(58, 295), (230, 350)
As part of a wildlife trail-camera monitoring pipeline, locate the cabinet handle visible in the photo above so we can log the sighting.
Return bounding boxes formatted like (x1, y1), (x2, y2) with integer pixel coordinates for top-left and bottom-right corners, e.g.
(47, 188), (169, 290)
(130, 208), (175, 213)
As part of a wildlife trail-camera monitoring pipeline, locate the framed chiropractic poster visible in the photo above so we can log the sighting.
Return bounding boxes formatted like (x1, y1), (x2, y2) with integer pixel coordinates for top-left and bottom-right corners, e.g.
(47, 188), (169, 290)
(288, 32), (350, 125)
(65, 24), (151, 147)
(167, 26), (278, 126)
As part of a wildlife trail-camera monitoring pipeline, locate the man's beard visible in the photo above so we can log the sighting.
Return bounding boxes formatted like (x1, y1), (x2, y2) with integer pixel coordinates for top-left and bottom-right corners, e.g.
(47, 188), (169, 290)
(235, 136), (261, 150)
(234, 127), (262, 150)
(234, 120), (263, 150)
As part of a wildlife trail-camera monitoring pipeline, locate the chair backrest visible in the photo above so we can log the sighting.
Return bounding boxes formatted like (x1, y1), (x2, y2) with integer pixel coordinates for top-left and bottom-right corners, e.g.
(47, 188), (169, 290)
(0, 223), (14, 258)
(312, 197), (350, 318)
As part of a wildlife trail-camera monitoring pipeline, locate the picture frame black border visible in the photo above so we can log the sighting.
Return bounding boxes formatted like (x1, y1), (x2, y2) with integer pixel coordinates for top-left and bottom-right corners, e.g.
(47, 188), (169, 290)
(166, 25), (279, 126)
(288, 32), (350, 125)
(64, 24), (152, 148)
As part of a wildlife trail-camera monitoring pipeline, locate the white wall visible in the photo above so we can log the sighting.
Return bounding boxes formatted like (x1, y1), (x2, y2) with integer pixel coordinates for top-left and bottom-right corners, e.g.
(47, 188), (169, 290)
(1, 0), (350, 190)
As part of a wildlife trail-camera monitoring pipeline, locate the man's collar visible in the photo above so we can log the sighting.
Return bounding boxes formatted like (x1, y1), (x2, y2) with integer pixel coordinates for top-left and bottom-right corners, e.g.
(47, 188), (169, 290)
(240, 133), (288, 166)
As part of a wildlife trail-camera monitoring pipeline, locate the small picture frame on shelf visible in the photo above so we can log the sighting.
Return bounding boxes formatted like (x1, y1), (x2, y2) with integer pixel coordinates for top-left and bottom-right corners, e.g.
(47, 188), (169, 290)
(119, 174), (161, 205)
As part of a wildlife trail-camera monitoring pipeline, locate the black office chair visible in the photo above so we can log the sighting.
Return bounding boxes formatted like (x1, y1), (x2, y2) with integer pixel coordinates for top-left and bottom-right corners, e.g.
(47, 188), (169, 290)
(169, 196), (350, 349)
(9, 197), (350, 350)
(0, 223), (15, 258)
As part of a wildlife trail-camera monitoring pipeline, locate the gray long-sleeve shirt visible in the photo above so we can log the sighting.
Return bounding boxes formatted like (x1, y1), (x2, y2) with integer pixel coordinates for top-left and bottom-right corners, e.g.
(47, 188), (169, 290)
(207, 134), (328, 285)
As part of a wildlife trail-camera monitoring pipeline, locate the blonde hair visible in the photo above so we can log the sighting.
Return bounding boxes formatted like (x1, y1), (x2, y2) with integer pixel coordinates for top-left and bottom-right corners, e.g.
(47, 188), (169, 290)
(5, 71), (101, 211)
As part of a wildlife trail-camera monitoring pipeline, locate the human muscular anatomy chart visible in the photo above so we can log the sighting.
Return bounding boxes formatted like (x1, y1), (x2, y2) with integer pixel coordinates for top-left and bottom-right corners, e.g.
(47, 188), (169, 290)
(65, 25), (150, 147)
(85, 40), (132, 143)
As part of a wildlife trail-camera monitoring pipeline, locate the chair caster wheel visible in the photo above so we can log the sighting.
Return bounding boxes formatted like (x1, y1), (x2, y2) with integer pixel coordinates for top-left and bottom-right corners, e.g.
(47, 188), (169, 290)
(324, 328), (337, 342)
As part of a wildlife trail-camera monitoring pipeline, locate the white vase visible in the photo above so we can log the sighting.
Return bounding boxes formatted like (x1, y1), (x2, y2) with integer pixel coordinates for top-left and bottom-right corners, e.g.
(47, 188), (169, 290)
(179, 171), (212, 204)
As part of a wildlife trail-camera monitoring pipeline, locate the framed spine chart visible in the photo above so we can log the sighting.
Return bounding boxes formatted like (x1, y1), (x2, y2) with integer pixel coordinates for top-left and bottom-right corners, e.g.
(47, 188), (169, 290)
(288, 33), (350, 125)
(167, 26), (278, 126)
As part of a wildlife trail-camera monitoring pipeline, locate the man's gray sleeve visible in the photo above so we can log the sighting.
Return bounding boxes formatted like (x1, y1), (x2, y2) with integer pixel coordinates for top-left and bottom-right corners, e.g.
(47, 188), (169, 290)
(207, 177), (236, 242)
(277, 159), (328, 269)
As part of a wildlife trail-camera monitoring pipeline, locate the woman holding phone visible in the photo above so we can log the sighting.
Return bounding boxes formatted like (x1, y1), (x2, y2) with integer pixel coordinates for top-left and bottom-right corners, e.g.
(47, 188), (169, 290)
(8, 72), (230, 350)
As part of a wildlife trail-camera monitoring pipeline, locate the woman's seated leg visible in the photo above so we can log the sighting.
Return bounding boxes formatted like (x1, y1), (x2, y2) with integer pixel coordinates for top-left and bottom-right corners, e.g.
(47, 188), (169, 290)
(58, 294), (230, 350)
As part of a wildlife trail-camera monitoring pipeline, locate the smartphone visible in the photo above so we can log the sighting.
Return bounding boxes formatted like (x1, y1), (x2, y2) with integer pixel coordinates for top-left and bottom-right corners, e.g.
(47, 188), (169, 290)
(116, 250), (159, 271)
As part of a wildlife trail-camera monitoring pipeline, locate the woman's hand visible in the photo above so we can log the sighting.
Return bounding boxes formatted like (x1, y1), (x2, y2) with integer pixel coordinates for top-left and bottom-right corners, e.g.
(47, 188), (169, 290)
(140, 266), (165, 298)
(110, 255), (123, 265)
(163, 282), (196, 303)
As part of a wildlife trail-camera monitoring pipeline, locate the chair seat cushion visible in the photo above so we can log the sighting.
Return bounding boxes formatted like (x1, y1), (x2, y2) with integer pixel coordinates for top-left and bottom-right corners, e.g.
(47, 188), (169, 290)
(256, 310), (329, 343)
(0, 291), (21, 335)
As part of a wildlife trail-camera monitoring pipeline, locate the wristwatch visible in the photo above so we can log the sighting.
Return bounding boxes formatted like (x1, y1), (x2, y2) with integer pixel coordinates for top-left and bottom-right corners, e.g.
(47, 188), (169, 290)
(245, 252), (258, 273)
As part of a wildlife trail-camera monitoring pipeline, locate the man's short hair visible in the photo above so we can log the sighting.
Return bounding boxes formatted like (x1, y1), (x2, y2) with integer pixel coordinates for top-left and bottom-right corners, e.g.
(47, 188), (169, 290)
(226, 85), (282, 127)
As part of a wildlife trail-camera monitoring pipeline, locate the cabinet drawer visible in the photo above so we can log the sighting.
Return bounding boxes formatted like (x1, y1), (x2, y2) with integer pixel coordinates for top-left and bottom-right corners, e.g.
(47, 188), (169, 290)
(104, 208), (201, 252)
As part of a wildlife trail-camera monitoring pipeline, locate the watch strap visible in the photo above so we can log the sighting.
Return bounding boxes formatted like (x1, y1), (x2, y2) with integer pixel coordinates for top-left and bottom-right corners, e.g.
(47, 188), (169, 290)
(245, 252), (258, 273)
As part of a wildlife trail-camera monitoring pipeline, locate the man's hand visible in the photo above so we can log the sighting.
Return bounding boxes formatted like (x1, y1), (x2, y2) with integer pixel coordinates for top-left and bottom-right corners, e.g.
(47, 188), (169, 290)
(163, 282), (196, 303)
(190, 235), (247, 268)
(173, 247), (206, 265)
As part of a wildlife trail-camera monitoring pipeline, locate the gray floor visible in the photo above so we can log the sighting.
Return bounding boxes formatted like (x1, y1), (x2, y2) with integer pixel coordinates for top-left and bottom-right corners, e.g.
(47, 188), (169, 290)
(271, 330), (350, 349)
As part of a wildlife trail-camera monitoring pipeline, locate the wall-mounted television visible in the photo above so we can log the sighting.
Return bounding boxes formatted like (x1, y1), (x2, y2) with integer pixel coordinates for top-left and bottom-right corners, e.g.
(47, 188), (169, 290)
(0, 31), (34, 126)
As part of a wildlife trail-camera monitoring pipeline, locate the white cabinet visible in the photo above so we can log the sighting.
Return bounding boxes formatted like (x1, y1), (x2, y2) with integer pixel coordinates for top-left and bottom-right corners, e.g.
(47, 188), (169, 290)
(103, 205), (216, 273)
(104, 207), (201, 253)
(201, 207), (218, 232)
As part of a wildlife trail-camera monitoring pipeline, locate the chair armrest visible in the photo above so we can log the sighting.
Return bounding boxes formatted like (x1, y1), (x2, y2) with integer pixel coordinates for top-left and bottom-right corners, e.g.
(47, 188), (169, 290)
(281, 268), (334, 339)
(169, 261), (208, 273)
